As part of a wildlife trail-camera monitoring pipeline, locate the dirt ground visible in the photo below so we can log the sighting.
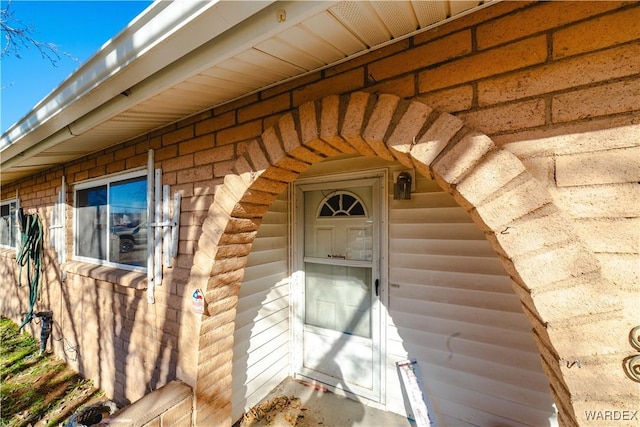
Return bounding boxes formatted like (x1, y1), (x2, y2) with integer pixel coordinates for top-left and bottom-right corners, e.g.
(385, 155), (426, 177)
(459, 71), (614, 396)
(1, 317), (107, 427)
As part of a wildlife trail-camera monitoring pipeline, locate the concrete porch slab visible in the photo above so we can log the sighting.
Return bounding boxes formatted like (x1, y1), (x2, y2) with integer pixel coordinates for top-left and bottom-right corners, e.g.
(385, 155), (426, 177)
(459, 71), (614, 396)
(238, 377), (415, 427)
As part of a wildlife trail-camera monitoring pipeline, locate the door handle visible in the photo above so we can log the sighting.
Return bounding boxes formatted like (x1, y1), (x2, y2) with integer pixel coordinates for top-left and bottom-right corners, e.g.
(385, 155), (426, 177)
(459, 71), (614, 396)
(375, 279), (379, 297)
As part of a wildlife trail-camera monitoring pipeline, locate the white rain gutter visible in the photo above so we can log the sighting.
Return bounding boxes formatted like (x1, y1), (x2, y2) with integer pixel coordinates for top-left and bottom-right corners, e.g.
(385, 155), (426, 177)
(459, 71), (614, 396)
(0, 0), (277, 165)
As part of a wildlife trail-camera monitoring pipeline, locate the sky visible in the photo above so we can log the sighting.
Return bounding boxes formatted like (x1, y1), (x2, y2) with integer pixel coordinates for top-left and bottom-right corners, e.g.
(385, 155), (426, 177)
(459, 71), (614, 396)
(0, 0), (152, 134)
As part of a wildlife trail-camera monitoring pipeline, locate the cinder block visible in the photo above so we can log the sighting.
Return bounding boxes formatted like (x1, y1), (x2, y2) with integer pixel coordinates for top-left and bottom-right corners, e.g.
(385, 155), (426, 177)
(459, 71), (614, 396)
(298, 100), (320, 144)
(195, 111), (235, 136)
(261, 166), (298, 183)
(223, 217), (261, 235)
(210, 185), (239, 215)
(556, 146), (640, 187)
(177, 165), (213, 184)
(521, 157), (555, 187)
(366, 75), (415, 100)
(341, 92), (377, 157)
(554, 183), (640, 218)
(512, 273), (620, 324)
(293, 68), (364, 107)
(432, 131), (495, 186)
(238, 93), (290, 123)
(418, 85), (473, 114)
(369, 30), (471, 82)
(362, 94), (400, 161)
(103, 381), (192, 427)
(198, 217), (227, 258)
(163, 412), (191, 427)
(460, 98), (546, 135)
(471, 174), (552, 231)
(553, 79), (640, 123)
(206, 270), (244, 295)
(505, 241), (601, 291)
(478, 43), (640, 106)
(261, 127), (286, 165)
(277, 113), (324, 164)
(487, 207), (572, 258)
(163, 126), (194, 146)
(557, 354), (636, 402)
(386, 100), (433, 168)
(419, 36), (547, 93)
(195, 145), (234, 167)
(410, 113), (465, 178)
(197, 335), (234, 362)
(305, 138), (342, 158)
(319, 96), (339, 141)
(141, 416), (161, 427)
(546, 314), (634, 359)
(216, 241), (254, 257)
(275, 156), (309, 174)
(597, 253), (640, 290)
(242, 139), (270, 173)
(179, 135), (214, 156)
(246, 176), (288, 195)
(476, 0), (624, 50)
(572, 218), (640, 256)
(217, 121), (262, 146)
(553, 6), (640, 59)
(455, 149), (526, 209)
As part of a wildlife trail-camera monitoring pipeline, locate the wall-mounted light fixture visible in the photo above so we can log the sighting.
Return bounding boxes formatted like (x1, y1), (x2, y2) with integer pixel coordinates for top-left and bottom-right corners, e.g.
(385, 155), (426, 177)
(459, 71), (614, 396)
(394, 171), (413, 200)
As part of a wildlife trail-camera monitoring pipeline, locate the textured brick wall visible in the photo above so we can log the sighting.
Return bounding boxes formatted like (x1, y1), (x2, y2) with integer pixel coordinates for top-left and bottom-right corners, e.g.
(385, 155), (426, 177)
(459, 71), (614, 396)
(1, 2), (638, 425)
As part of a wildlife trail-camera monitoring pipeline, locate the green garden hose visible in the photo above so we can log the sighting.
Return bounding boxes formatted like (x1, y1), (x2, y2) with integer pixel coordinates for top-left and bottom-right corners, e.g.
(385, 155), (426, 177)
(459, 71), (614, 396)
(16, 210), (43, 331)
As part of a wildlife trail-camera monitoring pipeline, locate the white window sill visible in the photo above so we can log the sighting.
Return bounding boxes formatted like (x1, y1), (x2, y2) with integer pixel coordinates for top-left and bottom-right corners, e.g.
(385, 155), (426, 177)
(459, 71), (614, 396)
(65, 261), (148, 290)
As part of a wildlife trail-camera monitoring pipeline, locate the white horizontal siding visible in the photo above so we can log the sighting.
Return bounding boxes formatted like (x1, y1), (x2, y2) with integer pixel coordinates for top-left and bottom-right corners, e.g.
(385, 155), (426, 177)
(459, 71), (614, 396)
(386, 173), (557, 426)
(231, 194), (290, 423)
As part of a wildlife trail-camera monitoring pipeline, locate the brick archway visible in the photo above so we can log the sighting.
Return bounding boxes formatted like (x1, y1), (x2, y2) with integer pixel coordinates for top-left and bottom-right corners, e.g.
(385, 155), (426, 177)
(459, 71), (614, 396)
(188, 92), (624, 426)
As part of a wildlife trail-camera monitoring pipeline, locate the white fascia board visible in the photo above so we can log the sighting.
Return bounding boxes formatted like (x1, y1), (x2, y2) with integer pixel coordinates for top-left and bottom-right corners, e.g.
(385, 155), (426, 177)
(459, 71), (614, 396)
(0, 0), (275, 162)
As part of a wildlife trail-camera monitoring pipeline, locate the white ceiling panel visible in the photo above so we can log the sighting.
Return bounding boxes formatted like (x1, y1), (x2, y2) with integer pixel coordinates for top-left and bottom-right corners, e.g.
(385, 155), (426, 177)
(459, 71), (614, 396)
(277, 25), (346, 64)
(114, 110), (186, 124)
(329, 1), (391, 47)
(29, 154), (87, 165)
(234, 49), (307, 77)
(370, 1), (419, 38)
(411, 0), (449, 27)
(186, 74), (256, 94)
(450, 0), (482, 15)
(301, 12), (366, 56)
(220, 57), (293, 82)
(255, 38), (327, 70)
(200, 67), (266, 90)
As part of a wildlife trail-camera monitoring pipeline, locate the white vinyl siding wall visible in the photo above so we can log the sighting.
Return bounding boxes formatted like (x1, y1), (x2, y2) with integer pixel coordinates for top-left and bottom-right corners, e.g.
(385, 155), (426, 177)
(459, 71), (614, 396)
(386, 173), (558, 426)
(231, 192), (290, 423)
(232, 155), (557, 426)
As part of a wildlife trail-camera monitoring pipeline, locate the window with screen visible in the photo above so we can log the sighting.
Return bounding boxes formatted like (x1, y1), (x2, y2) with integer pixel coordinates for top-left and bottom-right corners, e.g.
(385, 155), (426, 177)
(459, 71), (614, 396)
(74, 171), (147, 270)
(0, 200), (18, 248)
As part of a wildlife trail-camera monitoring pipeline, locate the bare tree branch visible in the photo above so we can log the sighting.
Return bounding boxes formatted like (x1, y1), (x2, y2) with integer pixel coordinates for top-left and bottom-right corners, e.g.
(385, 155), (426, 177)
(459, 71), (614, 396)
(1, 0), (77, 66)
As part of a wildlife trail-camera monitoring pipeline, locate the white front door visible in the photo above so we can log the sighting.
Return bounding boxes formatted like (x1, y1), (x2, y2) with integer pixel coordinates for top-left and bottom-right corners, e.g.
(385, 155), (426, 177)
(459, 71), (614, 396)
(294, 176), (383, 402)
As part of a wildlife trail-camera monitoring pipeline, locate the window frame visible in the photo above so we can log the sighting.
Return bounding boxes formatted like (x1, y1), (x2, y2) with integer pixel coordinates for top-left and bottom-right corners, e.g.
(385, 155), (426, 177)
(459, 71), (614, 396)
(73, 169), (148, 272)
(0, 198), (18, 248)
(316, 190), (368, 218)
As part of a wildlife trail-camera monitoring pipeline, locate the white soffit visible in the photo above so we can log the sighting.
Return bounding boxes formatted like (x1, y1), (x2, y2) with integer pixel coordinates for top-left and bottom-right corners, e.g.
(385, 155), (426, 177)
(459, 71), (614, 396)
(0, 0), (492, 185)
